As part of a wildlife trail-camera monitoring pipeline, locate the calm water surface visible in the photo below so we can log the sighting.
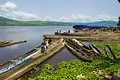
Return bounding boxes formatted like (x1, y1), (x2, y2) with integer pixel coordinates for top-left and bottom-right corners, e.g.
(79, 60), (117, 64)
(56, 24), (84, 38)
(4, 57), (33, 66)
(0, 26), (73, 64)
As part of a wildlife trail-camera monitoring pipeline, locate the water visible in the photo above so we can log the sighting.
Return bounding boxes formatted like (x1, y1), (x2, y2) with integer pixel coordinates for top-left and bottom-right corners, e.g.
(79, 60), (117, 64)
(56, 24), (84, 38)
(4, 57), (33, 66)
(40, 48), (78, 66)
(0, 26), (73, 64)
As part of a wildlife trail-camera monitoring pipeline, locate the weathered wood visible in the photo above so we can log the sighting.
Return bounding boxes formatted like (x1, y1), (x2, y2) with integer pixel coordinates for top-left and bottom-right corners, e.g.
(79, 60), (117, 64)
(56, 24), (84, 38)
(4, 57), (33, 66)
(65, 39), (96, 61)
(66, 40), (91, 57)
(43, 35), (103, 41)
(0, 40), (27, 47)
(65, 39), (92, 57)
(104, 44), (117, 60)
(65, 44), (92, 62)
(65, 38), (102, 61)
(104, 46), (110, 59)
(55, 32), (91, 36)
(89, 44), (101, 56)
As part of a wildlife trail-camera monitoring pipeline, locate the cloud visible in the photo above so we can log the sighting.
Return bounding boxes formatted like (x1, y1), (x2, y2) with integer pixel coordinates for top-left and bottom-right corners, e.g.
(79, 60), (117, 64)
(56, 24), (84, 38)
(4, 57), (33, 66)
(42, 14), (117, 22)
(59, 16), (70, 22)
(0, 1), (17, 10)
(59, 14), (117, 22)
(44, 15), (52, 21)
(0, 1), (40, 21)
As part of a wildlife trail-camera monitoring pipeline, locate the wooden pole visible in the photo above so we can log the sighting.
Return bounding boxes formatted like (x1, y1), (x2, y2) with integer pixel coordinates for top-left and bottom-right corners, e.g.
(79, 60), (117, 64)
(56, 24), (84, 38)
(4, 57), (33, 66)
(104, 44), (117, 60)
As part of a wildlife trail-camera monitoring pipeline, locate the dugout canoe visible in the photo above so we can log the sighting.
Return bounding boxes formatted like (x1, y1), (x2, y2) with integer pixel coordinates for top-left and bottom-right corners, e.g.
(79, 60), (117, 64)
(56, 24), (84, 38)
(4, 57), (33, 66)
(0, 40), (27, 47)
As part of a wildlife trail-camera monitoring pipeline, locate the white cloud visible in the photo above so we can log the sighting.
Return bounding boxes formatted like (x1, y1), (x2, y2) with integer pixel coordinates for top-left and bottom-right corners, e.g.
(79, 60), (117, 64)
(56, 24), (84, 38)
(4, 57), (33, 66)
(0, 1), (17, 10)
(44, 16), (52, 21)
(59, 14), (117, 22)
(59, 16), (70, 22)
(44, 14), (117, 22)
(95, 15), (117, 21)
(0, 1), (40, 21)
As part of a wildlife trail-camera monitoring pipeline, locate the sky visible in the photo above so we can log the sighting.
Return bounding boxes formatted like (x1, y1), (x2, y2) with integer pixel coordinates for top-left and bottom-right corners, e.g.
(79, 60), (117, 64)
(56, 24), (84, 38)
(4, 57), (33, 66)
(0, 0), (120, 22)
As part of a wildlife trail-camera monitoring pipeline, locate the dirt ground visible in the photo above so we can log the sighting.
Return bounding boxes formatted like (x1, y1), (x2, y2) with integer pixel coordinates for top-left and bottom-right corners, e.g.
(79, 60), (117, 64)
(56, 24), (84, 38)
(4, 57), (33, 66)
(76, 31), (120, 42)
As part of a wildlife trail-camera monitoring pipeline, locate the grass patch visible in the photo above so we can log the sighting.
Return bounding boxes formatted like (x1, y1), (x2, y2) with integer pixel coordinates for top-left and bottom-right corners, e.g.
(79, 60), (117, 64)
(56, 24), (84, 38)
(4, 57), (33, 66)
(29, 59), (120, 80)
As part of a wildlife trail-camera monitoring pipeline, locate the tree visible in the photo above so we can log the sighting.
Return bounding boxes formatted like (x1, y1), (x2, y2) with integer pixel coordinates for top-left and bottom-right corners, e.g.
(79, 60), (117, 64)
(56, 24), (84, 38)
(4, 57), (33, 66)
(117, 16), (120, 27)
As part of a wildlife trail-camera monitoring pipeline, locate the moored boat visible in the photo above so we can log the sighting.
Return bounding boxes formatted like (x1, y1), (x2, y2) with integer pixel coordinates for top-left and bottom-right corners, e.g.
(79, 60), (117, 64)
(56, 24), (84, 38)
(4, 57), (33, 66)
(0, 45), (41, 74)
(65, 39), (93, 61)
(0, 40), (13, 45)
(0, 40), (27, 47)
(65, 44), (92, 62)
(65, 38), (100, 61)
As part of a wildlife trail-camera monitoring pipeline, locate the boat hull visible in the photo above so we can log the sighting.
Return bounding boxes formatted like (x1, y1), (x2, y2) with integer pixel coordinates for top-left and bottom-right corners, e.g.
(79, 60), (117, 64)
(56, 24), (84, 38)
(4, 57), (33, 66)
(0, 46), (40, 74)
(0, 40), (27, 47)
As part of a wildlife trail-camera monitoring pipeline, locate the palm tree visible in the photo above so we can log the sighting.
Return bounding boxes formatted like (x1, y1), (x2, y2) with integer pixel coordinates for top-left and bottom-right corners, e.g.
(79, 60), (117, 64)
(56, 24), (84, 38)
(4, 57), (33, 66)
(117, 16), (120, 27)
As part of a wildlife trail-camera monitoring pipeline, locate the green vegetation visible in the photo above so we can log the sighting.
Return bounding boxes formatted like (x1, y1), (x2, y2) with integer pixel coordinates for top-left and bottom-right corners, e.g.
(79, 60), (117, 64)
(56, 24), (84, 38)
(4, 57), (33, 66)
(29, 59), (120, 80)
(20, 21), (76, 26)
(29, 42), (120, 80)
(0, 16), (20, 26)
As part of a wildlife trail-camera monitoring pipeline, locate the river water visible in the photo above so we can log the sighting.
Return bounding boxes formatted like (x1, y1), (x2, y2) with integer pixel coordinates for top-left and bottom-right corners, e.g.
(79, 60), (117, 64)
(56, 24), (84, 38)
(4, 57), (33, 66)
(0, 26), (73, 64)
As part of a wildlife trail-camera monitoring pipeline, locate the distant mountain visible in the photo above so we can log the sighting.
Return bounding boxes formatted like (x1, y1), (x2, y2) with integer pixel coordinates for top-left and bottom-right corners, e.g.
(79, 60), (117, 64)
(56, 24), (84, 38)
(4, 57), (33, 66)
(0, 16), (118, 27)
(0, 16), (20, 26)
(86, 21), (118, 27)
(21, 21), (76, 26)
(0, 17), (75, 26)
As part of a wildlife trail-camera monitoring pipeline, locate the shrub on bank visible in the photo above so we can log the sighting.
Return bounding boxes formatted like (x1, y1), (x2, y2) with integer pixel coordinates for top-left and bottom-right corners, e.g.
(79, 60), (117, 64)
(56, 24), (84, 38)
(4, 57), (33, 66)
(29, 59), (120, 80)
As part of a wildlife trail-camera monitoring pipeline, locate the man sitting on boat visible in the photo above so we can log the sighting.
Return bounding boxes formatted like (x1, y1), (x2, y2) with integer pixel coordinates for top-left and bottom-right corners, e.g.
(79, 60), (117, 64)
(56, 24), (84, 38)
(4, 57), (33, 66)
(40, 41), (47, 53)
(48, 39), (52, 45)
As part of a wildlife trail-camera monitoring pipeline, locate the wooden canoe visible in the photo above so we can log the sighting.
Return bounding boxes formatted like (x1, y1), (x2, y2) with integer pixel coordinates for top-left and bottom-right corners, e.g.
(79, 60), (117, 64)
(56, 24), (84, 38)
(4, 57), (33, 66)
(55, 32), (90, 36)
(0, 40), (27, 47)
(0, 44), (41, 74)
(64, 39), (93, 61)
(65, 44), (92, 62)
(65, 38), (100, 57)
(0, 40), (13, 45)
(64, 38), (102, 61)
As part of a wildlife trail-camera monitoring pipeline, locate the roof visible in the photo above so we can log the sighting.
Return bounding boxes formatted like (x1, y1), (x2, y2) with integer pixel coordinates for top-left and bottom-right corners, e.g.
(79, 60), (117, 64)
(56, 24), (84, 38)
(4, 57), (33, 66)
(73, 25), (108, 29)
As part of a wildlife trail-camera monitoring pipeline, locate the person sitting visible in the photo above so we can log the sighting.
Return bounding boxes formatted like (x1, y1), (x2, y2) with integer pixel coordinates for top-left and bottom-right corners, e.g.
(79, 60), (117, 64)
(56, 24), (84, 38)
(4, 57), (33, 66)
(55, 30), (58, 35)
(68, 30), (70, 33)
(48, 39), (52, 45)
(40, 41), (46, 53)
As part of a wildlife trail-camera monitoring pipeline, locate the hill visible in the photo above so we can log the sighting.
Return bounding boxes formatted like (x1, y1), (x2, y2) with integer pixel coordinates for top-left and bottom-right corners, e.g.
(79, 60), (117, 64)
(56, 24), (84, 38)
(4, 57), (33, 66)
(0, 17), (75, 26)
(0, 16), (20, 26)
(86, 21), (118, 27)
(0, 16), (118, 27)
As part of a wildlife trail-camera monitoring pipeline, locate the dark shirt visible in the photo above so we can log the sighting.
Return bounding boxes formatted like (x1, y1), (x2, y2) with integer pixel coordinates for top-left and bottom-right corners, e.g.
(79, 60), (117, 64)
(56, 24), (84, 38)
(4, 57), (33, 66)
(41, 42), (46, 46)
